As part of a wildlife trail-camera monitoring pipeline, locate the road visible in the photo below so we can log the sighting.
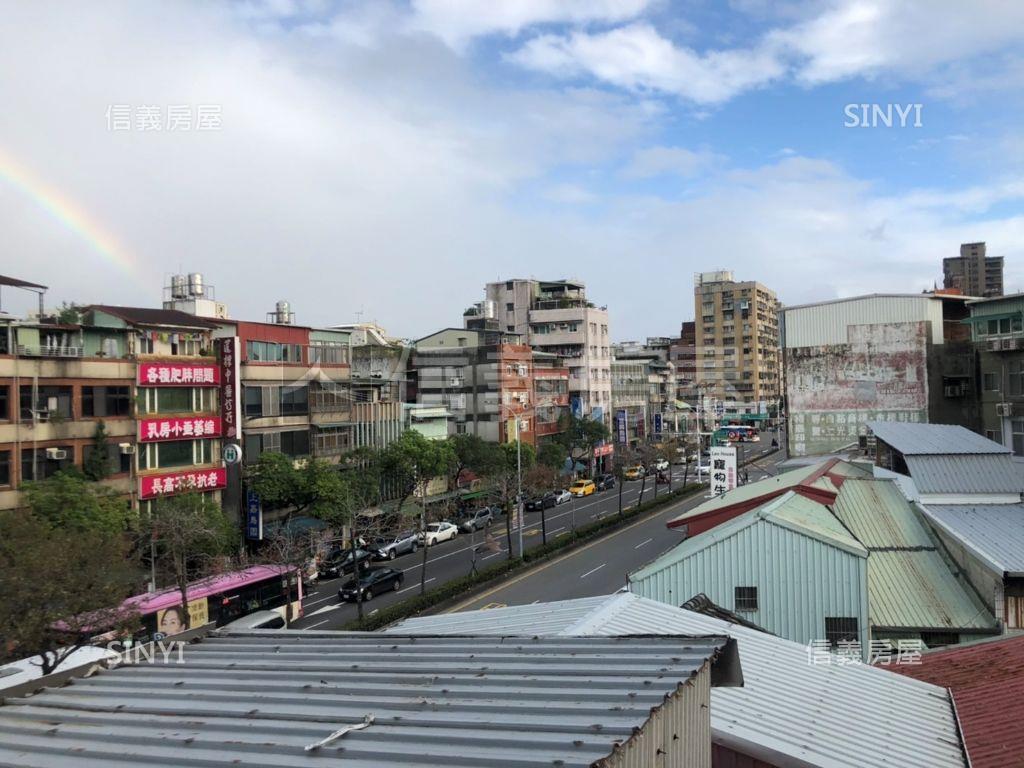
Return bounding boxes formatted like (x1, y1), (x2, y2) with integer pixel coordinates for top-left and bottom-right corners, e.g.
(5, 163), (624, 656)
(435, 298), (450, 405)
(437, 443), (789, 613)
(292, 439), (783, 630)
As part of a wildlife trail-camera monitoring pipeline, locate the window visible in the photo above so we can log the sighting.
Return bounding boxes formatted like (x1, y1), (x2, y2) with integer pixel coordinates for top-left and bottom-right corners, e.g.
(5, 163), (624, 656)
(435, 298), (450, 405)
(314, 425), (352, 456)
(505, 302), (514, 311)
(249, 429), (310, 458)
(0, 386), (8, 421)
(825, 617), (859, 648)
(280, 386), (308, 416)
(82, 386), (132, 417)
(0, 450), (9, 485)
(983, 372), (1000, 392)
(19, 385), (73, 420)
(309, 341), (348, 365)
(1013, 420), (1024, 457)
(507, 325), (515, 332)
(21, 446), (73, 481)
(246, 340), (303, 363)
(157, 439), (195, 469)
(143, 387), (215, 415)
(244, 386), (263, 417)
(734, 586), (758, 611)
(137, 333), (154, 354)
(84, 441), (132, 474)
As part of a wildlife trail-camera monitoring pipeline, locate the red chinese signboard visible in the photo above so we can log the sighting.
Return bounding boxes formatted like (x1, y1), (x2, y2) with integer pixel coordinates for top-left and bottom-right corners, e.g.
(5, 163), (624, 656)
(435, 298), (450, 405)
(139, 468), (227, 499)
(218, 337), (240, 440)
(139, 416), (222, 442)
(137, 362), (220, 386)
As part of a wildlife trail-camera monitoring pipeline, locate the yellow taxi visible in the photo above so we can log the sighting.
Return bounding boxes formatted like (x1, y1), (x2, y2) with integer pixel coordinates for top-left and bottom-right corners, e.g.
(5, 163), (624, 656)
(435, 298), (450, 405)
(569, 479), (596, 497)
(623, 465), (645, 481)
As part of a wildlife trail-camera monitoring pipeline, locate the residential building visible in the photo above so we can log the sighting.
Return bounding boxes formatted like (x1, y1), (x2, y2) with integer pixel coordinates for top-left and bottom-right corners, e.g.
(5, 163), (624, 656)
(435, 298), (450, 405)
(402, 403), (451, 440)
(483, 279), (611, 427)
(612, 338), (678, 439)
(0, 628), (742, 768)
(963, 292), (1024, 451)
(610, 358), (647, 447)
(411, 327), (533, 444)
(395, 592), (971, 768)
(894, 634), (1024, 768)
(944, 241), (1003, 298)
(657, 458), (1000, 652)
(531, 350), (570, 442)
(337, 323), (408, 451)
(670, 320), (697, 405)
(0, 299), (226, 514)
(694, 271), (780, 416)
(782, 292), (978, 456)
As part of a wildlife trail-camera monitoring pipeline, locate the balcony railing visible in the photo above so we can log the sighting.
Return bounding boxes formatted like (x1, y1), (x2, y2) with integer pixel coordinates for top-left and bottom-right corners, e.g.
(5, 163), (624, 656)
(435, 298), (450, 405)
(16, 345), (83, 358)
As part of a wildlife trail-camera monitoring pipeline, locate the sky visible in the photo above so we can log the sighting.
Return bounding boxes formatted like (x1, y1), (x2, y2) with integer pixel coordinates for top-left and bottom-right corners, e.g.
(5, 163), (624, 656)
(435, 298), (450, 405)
(1, 0), (1023, 340)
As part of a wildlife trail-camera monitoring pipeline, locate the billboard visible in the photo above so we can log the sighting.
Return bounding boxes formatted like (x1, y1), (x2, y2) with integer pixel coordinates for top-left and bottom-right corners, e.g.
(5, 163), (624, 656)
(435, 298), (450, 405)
(218, 336), (241, 441)
(709, 446), (737, 496)
(139, 416), (222, 442)
(139, 468), (228, 499)
(616, 409), (628, 444)
(137, 362), (219, 386)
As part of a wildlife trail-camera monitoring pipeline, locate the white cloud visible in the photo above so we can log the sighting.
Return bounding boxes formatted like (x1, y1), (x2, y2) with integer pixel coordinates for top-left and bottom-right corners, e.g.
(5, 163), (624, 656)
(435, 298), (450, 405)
(543, 183), (597, 204)
(509, 23), (786, 104)
(407, 0), (651, 49)
(624, 146), (724, 178)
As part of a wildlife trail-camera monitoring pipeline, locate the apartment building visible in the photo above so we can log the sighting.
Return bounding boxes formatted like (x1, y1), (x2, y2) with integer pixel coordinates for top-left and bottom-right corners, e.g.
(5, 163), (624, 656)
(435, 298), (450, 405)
(965, 293), (1024, 452)
(944, 241), (1003, 298)
(483, 279), (611, 427)
(611, 339), (679, 443)
(0, 294), (225, 514)
(411, 327), (569, 446)
(694, 271), (780, 416)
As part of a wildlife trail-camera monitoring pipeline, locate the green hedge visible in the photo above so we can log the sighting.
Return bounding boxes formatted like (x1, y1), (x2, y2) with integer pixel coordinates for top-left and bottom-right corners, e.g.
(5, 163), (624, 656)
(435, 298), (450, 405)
(340, 482), (702, 632)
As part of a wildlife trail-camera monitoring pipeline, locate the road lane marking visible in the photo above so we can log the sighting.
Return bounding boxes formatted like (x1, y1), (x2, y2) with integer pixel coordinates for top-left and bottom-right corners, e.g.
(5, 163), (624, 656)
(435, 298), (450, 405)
(308, 604), (339, 616)
(634, 538), (653, 549)
(304, 594), (337, 609)
(306, 618), (332, 629)
(579, 564), (606, 579)
(398, 577), (435, 594)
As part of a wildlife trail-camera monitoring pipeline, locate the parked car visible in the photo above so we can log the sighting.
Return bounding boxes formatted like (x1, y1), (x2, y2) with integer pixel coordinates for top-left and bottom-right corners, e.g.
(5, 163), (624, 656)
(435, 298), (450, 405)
(595, 474), (616, 491)
(553, 489), (572, 505)
(419, 521), (458, 546)
(569, 479), (596, 497)
(372, 530), (418, 560)
(654, 458), (670, 472)
(318, 547), (373, 579)
(624, 465), (645, 481)
(525, 492), (558, 511)
(338, 567), (403, 602)
(223, 610), (287, 630)
(459, 506), (494, 532)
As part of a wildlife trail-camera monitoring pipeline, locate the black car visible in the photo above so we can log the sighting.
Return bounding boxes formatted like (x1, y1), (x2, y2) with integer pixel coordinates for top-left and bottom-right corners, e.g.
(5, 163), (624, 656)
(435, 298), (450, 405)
(525, 492), (557, 511)
(338, 567), (404, 602)
(318, 547), (373, 579)
(595, 474), (616, 491)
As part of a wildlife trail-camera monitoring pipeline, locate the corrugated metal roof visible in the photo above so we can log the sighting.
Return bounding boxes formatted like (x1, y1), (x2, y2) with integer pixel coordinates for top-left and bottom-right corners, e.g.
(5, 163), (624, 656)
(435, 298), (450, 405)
(394, 594), (968, 768)
(893, 634), (1024, 768)
(667, 461), (826, 525)
(903, 454), (1024, 494)
(635, 492), (867, 584)
(0, 633), (734, 768)
(867, 421), (1009, 455)
(924, 504), (1024, 576)
(833, 479), (999, 632)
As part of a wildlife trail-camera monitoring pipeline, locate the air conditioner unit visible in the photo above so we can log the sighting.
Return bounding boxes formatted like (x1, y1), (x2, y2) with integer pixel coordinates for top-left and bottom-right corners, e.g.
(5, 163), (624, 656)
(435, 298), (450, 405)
(987, 339), (1003, 352)
(45, 447), (67, 461)
(46, 396), (58, 412)
(1003, 338), (1017, 351)
(997, 402), (1014, 418)
(119, 443), (136, 455)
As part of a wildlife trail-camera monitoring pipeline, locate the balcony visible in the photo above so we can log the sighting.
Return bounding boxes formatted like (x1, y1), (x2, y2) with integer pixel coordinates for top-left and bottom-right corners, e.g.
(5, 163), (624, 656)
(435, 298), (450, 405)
(16, 345), (83, 358)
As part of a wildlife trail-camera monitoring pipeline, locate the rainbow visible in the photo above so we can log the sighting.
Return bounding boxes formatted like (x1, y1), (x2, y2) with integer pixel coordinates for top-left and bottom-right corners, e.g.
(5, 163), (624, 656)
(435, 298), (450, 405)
(0, 145), (141, 282)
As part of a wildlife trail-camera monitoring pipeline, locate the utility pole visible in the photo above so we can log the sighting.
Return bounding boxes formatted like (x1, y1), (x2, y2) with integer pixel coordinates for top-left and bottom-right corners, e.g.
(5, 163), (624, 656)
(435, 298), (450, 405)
(418, 473), (429, 596)
(516, 416), (523, 559)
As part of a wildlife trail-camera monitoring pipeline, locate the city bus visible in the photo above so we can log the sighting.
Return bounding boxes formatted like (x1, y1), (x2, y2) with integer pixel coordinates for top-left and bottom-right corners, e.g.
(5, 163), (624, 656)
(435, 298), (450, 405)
(123, 565), (303, 642)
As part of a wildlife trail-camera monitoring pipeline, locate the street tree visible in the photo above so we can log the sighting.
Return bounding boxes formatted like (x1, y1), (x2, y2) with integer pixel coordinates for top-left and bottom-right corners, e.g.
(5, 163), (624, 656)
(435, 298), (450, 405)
(140, 492), (236, 631)
(522, 462), (557, 543)
(0, 509), (141, 675)
(485, 441), (536, 560)
(82, 421), (111, 481)
(555, 413), (611, 477)
(537, 441), (565, 471)
(611, 445), (639, 518)
(23, 468), (132, 535)
(248, 452), (346, 524)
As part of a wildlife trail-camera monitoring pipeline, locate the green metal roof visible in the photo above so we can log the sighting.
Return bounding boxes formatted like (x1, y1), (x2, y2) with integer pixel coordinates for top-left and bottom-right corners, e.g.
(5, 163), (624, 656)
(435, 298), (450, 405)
(635, 491), (867, 582)
(832, 479), (999, 632)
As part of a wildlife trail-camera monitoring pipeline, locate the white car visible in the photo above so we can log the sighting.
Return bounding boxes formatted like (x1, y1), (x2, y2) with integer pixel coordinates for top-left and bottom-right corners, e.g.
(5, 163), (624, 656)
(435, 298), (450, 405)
(420, 521), (458, 546)
(654, 459), (670, 471)
(553, 489), (572, 505)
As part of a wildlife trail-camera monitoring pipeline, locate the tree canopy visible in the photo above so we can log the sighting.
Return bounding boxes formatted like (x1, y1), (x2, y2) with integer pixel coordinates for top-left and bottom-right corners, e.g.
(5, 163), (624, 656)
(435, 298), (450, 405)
(248, 452), (347, 521)
(23, 468), (132, 534)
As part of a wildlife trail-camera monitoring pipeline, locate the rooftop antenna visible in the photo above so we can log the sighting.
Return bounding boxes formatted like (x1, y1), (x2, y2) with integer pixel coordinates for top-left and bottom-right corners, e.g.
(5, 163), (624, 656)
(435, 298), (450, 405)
(354, 307), (365, 324)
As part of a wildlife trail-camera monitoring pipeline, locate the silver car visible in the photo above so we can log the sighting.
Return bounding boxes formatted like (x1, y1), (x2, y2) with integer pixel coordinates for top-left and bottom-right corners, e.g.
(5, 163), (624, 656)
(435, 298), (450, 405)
(373, 530), (418, 560)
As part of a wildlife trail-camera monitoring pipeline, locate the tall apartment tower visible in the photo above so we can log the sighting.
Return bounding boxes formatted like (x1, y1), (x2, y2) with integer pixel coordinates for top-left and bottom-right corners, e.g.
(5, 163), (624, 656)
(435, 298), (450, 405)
(484, 279), (611, 426)
(944, 242), (1004, 298)
(693, 271), (780, 415)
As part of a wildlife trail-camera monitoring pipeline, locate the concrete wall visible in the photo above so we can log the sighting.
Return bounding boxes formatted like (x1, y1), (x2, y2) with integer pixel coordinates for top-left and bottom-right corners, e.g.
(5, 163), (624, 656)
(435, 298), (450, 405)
(786, 321), (929, 456)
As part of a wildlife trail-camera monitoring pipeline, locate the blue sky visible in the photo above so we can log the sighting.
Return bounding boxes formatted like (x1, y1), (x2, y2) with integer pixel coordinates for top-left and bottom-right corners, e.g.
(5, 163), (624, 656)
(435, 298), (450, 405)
(1, 1), (1023, 339)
